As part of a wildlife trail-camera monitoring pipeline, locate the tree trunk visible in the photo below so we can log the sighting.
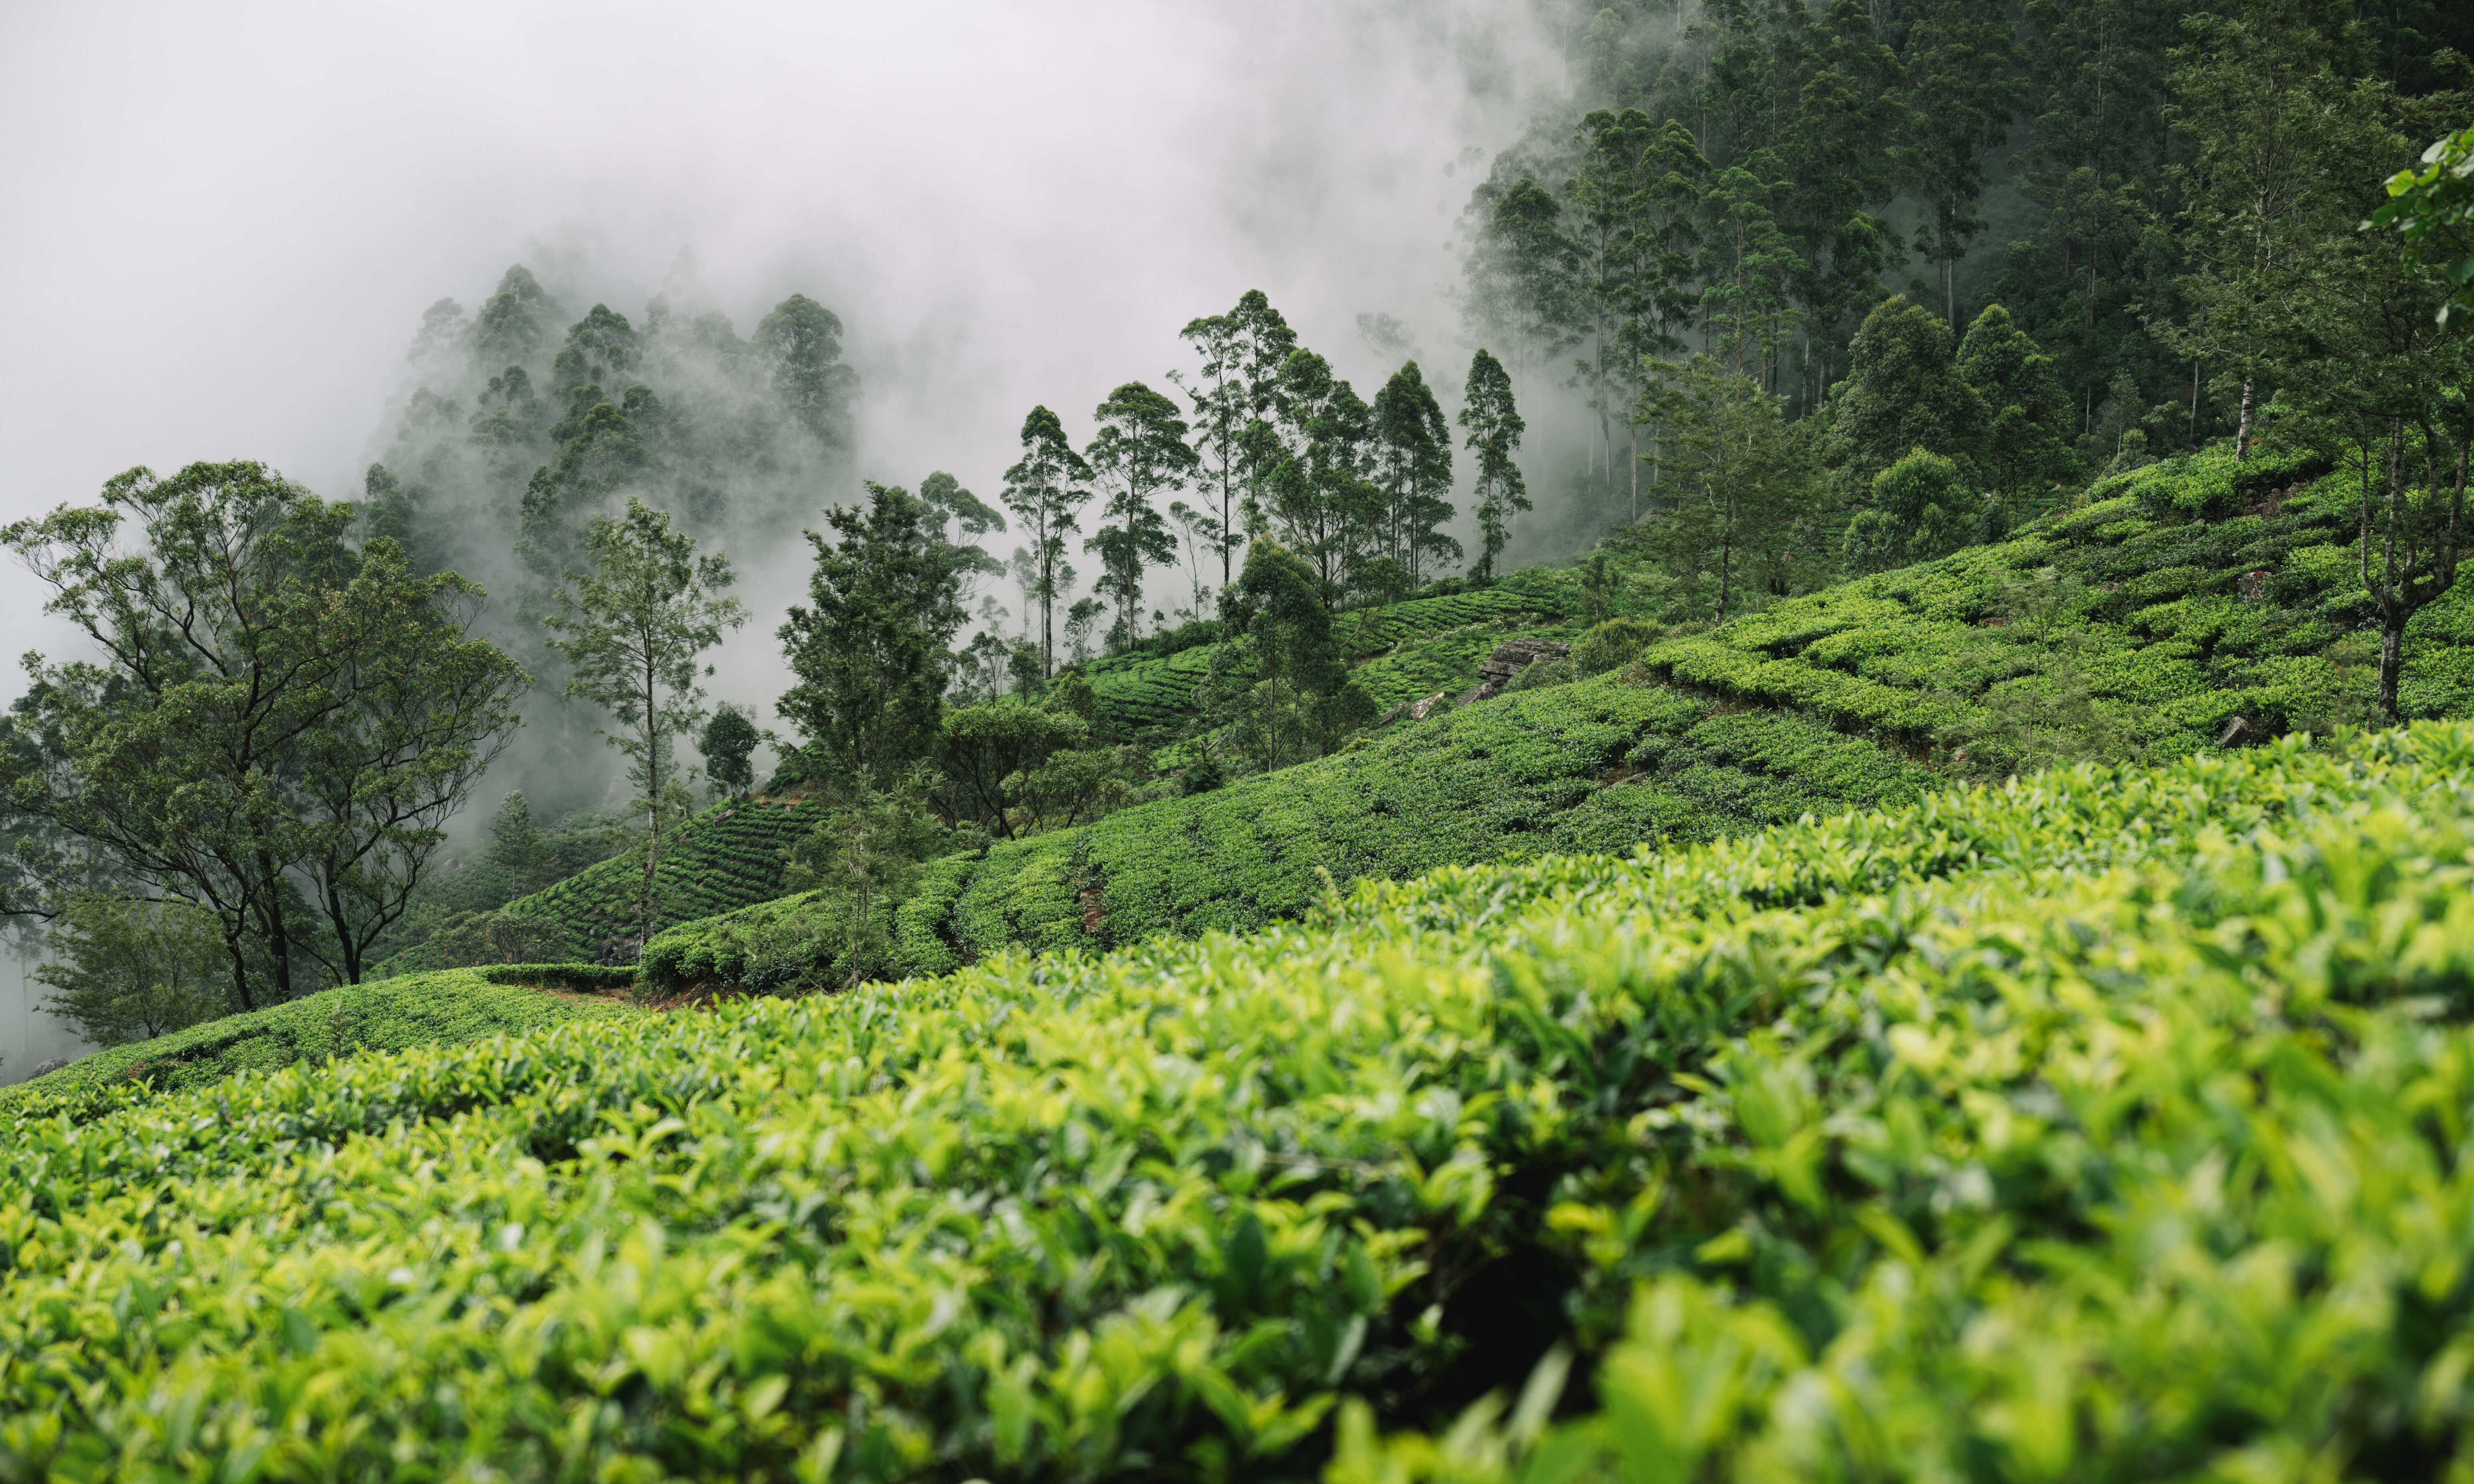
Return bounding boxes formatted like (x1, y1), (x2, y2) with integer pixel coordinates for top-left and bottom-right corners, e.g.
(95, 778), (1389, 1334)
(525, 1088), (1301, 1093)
(1629, 423), (1641, 525)
(225, 931), (254, 1011)
(261, 861), (294, 1002)
(642, 657), (662, 948)
(2235, 378), (2255, 461)
(2377, 617), (2404, 725)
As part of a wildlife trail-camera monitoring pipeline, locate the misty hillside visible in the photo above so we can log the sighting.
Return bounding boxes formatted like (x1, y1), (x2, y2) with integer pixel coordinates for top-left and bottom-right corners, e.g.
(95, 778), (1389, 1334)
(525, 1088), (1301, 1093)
(8, 0), (2474, 1478)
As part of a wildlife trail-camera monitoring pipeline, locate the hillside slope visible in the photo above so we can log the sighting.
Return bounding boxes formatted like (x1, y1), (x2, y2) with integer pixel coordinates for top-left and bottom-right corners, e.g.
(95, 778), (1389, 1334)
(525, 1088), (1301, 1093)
(5, 725), (2470, 1479)
(1645, 443), (2472, 765)
(1084, 578), (1575, 745)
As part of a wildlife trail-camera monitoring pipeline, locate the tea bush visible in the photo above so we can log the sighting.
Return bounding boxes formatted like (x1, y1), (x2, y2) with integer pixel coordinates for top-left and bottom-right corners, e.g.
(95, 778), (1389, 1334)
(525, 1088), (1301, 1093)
(4, 726), (2473, 1479)
(1084, 585), (1570, 743)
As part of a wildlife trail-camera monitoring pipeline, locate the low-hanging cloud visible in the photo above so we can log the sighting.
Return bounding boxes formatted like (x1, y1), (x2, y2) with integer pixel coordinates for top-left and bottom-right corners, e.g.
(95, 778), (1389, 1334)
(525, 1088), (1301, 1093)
(0, 0), (1564, 707)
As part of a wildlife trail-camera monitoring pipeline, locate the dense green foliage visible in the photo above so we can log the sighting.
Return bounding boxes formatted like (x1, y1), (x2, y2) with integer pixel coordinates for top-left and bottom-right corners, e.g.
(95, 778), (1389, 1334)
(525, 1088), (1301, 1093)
(5, 725), (2474, 1479)
(0, 966), (633, 1120)
(2, 461), (530, 999)
(1471, 0), (2472, 557)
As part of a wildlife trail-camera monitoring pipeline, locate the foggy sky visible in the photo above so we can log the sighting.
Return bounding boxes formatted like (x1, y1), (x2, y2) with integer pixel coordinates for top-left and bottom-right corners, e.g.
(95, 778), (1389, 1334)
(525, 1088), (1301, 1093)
(1, 0), (1561, 697)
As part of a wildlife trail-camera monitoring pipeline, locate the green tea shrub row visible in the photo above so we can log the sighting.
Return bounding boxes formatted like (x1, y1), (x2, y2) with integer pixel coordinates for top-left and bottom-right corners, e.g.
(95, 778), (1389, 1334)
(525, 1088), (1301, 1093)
(0, 968), (634, 1124)
(1085, 586), (1568, 742)
(3, 727), (2471, 1480)
(479, 963), (642, 994)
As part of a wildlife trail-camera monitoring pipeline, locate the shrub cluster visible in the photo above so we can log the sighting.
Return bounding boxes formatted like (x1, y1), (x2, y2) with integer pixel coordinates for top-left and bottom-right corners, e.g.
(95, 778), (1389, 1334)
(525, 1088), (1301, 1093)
(2, 727), (2470, 1479)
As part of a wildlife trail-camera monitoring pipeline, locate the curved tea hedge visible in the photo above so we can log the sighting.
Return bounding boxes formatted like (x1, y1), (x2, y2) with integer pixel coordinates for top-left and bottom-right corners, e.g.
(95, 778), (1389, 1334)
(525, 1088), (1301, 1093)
(376, 792), (845, 975)
(0, 966), (637, 1122)
(4, 725), (2474, 1480)
(640, 666), (1935, 990)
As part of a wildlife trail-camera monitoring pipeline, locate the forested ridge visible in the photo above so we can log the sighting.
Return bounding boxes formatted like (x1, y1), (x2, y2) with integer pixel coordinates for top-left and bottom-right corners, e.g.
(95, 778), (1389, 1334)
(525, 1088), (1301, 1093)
(5, 0), (2474, 1476)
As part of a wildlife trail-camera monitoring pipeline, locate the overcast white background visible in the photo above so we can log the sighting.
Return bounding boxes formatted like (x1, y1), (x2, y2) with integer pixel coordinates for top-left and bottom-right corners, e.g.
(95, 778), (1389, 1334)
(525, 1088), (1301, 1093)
(0, 0), (1559, 1077)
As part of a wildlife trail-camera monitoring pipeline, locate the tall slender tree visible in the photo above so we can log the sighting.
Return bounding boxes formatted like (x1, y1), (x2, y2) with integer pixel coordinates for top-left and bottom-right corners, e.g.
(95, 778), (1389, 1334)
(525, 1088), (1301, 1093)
(1371, 361), (1458, 585)
(999, 406), (1092, 677)
(1261, 351), (1378, 600)
(1461, 349), (1531, 579)
(1084, 382), (1197, 645)
(544, 497), (746, 947)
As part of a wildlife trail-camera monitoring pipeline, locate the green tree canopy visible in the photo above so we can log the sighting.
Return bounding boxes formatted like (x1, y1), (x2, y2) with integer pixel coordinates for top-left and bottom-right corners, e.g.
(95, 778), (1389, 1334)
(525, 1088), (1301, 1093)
(698, 703), (762, 797)
(35, 894), (227, 1047)
(779, 482), (971, 783)
(1000, 407), (1093, 676)
(4, 461), (528, 999)
(1085, 381), (1196, 645)
(1370, 360), (1459, 587)
(754, 294), (859, 450)
(1825, 295), (1986, 495)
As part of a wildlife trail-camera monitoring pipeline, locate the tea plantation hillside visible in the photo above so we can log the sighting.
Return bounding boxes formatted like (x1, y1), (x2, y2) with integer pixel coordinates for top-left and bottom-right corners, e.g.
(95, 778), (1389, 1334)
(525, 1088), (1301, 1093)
(6, 725), (2473, 1480)
(1082, 578), (1576, 744)
(1643, 443), (2474, 767)
(644, 671), (1935, 991)
(375, 791), (845, 974)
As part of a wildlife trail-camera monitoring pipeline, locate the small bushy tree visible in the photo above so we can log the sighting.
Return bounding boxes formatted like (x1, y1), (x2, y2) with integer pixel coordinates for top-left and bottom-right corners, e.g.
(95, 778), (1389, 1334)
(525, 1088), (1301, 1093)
(36, 894), (228, 1046)
(546, 497), (746, 946)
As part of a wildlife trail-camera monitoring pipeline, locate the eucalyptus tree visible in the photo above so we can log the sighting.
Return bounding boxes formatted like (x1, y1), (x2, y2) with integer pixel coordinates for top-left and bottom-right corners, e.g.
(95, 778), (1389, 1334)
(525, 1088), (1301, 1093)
(1461, 174), (1578, 438)
(1460, 350), (1531, 579)
(1260, 350), (1379, 601)
(1164, 500), (1225, 616)
(2157, 5), (2375, 460)
(545, 497), (746, 946)
(1893, 0), (2027, 330)
(1698, 161), (1802, 386)
(1000, 406), (1092, 676)
(4, 460), (527, 1001)
(1370, 362), (1458, 585)
(1084, 381), (1196, 645)
(754, 293), (860, 452)
(1566, 109), (1660, 495)
(1173, 290), (1297, 586)
(919, 469), (1007, 606)
(1643, 359), (1819, 621)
